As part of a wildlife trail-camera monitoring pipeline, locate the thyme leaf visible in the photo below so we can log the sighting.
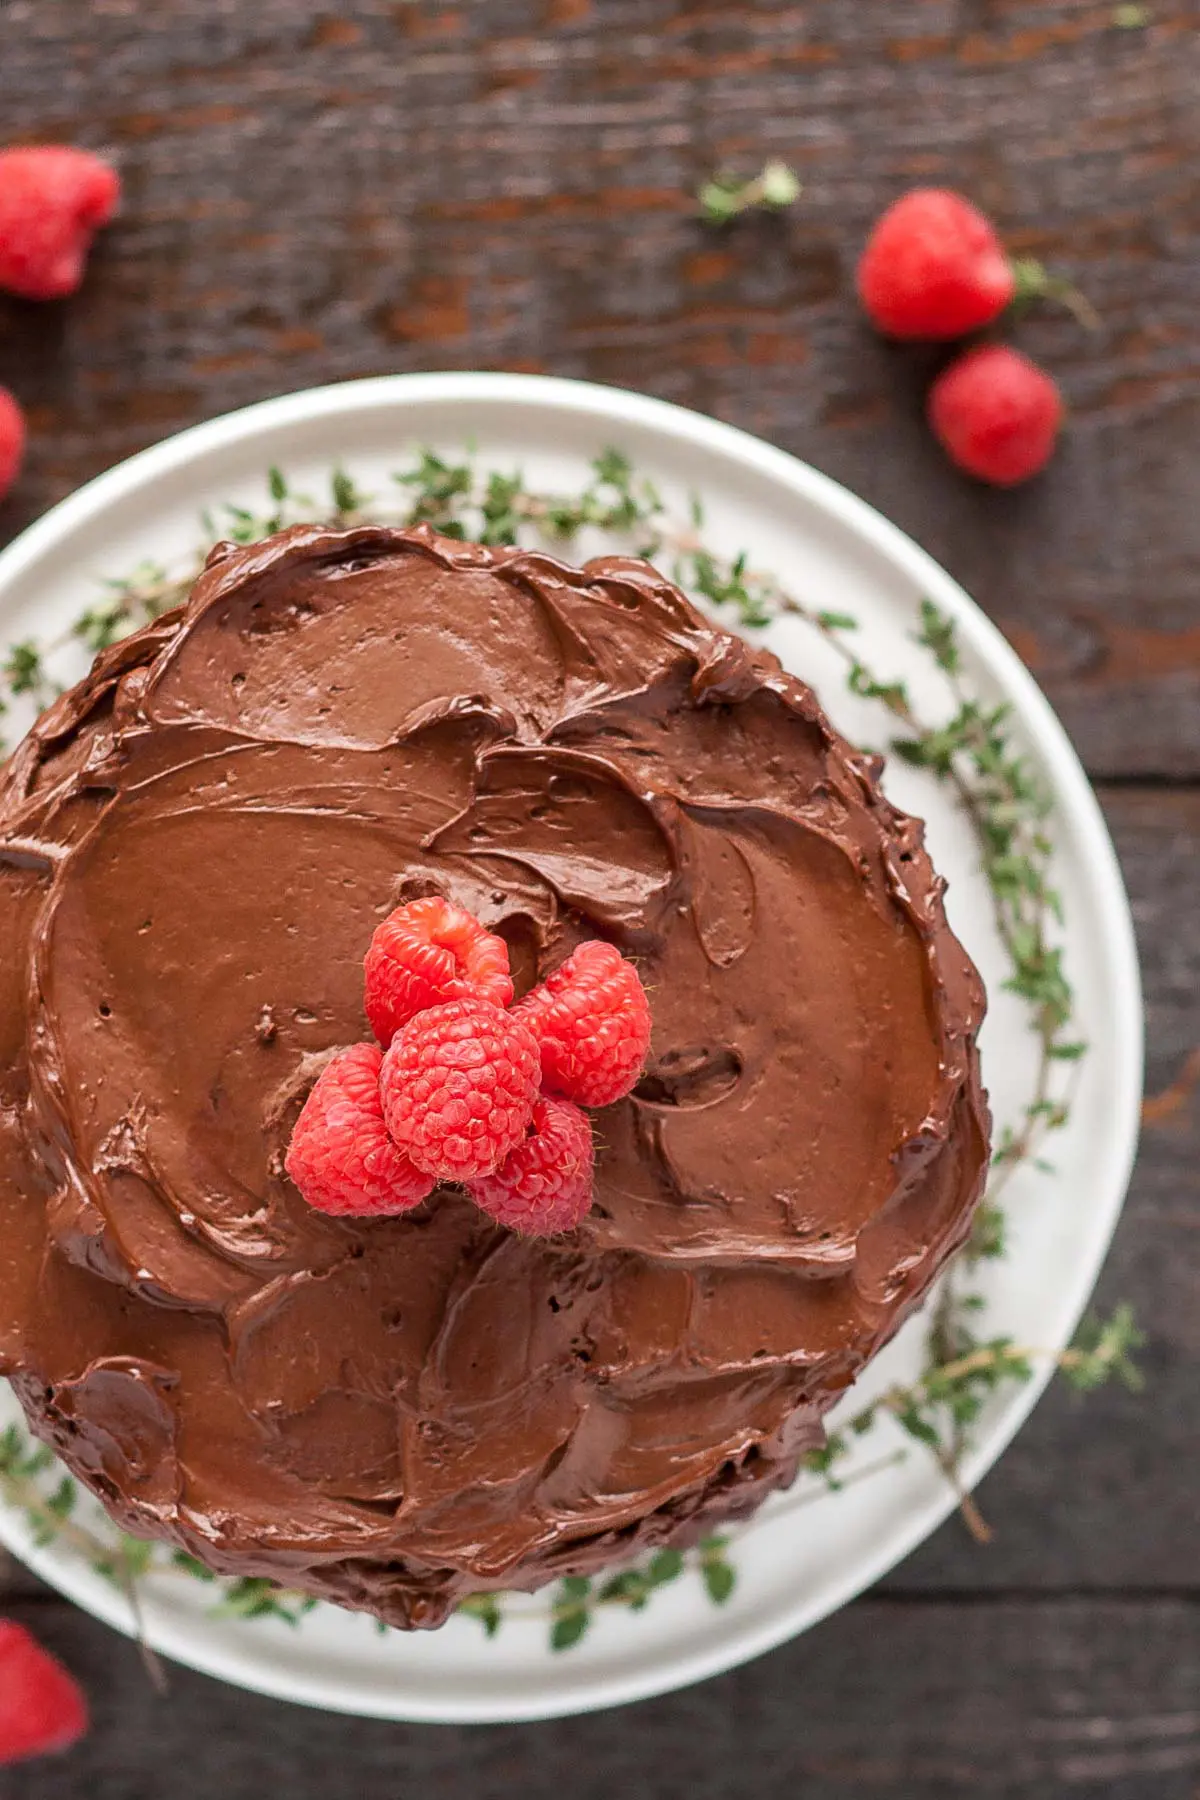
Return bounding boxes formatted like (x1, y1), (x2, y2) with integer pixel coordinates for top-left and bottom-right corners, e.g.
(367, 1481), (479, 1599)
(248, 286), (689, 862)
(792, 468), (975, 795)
(0, 447), (1136, 1652)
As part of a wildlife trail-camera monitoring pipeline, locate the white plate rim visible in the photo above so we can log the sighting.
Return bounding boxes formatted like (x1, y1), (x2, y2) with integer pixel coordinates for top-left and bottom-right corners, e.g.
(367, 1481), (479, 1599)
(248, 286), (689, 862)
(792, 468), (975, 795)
(0, 372), (1144, 1721)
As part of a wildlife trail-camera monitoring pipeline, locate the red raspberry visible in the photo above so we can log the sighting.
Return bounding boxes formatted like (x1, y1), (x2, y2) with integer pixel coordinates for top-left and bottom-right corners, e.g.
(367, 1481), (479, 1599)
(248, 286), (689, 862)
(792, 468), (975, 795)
(0, 389), (25, 502)
(0, 1620), (88, 1766)
(0, 148), (121, 301)
(928, 345), (1063, 486)
(379, 998), (540, 1181)
(364, 896), (513, 1048)
(285, 1042), (434, 1217)
(857, 189), (1015, 339)
(515, 939), (651, 1107)
(469, 1097), (595, 1236)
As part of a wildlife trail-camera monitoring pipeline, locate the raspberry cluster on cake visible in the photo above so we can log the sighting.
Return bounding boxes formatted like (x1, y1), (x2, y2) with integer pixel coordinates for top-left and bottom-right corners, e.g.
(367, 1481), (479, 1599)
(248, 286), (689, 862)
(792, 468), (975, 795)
(0, 524), (988, 1628)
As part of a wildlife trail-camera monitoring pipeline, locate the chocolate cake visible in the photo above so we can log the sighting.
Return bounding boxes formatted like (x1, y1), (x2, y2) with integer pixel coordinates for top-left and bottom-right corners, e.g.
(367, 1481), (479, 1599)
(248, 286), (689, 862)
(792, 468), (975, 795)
(0, 524), (989, 1627)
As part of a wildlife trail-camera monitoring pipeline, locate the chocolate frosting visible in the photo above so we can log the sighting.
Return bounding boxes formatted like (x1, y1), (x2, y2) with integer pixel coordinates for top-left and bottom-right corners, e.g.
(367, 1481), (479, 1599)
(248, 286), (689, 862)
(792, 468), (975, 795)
(0, 525), (988, 1627)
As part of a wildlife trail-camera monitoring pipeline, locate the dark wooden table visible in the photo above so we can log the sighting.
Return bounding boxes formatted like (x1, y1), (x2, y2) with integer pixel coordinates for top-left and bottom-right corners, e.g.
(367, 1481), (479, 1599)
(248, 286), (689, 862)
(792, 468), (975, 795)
(2, 4), (1197, 1795)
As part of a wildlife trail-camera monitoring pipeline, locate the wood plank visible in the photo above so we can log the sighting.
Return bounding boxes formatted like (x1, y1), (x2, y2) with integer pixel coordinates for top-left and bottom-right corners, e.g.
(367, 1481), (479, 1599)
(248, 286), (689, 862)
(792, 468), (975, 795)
(0, 8), (1197, 1787)
(0, 1594), (1196, 1798)
(0, 3), (1197, 773)
(882, 784), (1200, 1590)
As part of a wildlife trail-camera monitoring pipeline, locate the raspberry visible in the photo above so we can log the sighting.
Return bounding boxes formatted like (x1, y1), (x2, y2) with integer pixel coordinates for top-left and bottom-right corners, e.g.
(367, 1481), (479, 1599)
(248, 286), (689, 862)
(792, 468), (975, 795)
(515, 939), (651, 1107)
(0, 148), (121, 301)
(857, 189), (1015, 340)
(285, 1042), (434, 1217)
(469, 1097), (595, 1236)
(379, 998), (540, 1181)
(0, 389), (25, 502)
(364, 896), (513, 1048)
(0, 1621), (88, 1766)
(928, 345), (1063, 486)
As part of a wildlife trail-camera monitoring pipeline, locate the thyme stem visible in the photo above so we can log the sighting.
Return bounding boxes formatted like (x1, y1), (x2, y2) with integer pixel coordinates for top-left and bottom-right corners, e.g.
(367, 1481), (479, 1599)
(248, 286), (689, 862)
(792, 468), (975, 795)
(0, 449), (1136, 1655)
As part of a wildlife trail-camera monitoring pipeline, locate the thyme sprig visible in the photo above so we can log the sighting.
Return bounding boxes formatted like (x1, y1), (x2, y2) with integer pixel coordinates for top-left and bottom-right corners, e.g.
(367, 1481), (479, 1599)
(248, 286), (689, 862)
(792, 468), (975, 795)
(0, 447), (1138, 1653)
(698, 161), (802, 226)
(0, 1425), (315, 1636)
(457, 1536), (737, 1649)
(803, 1305), (1144, 1536)
(1009, 258), (1102, 334)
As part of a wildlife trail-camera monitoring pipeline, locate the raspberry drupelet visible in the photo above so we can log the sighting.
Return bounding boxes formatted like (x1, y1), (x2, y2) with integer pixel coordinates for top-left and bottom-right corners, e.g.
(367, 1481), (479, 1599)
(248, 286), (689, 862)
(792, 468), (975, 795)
(928, 345), (1063, 486)
(0, 1621), (88, 1766)
(379, 998), (541, 1182)
(0, 389), (25, 502)
(0, 147), (120, 301)
(469, 1097), (595, 1236)
(516, 939), (652, 1107)
(285, 1043), (434, 1217)
(857, 188), (1015, 340)
(364, 896), (513, 1047)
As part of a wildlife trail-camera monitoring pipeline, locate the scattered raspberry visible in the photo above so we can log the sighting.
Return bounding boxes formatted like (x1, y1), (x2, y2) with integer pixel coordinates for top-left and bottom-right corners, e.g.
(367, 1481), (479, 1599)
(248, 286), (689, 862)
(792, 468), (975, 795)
(364, 896), (513, 1048)
(516, 939), (651, 1108)
(857, 189), (1015, 340)
(0, 389), (25, 502)
(0, 1621), (88, 1766)
(285, 1042), (434, 1217)
(928, 344), (1063, 486)
(0, 147), (121, 301)
(379, 998), (540, 1181)
(469, 1097), (595, 1236)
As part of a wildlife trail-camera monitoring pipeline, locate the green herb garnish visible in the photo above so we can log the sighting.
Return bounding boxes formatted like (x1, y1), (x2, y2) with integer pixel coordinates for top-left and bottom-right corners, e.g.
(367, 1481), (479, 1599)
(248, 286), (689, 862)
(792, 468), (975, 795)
(0, 446), (1138, 1650)
(698, 161), (802, 225)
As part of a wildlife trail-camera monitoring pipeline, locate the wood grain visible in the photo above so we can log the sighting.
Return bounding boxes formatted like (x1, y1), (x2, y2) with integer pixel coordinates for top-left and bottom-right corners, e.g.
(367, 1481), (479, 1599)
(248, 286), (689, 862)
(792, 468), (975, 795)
(0, 1593), (1196, 1799)
(0, 786), (1195, 1788)
(884, 786), (1200, 1592)
(1, 4), (1197, 1791)
(1, 1), (1198, 773)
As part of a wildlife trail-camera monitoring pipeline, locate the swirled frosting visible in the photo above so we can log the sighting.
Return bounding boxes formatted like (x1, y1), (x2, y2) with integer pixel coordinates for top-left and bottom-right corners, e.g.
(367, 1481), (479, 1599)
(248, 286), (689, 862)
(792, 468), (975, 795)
(0, 525), (988, 1626)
